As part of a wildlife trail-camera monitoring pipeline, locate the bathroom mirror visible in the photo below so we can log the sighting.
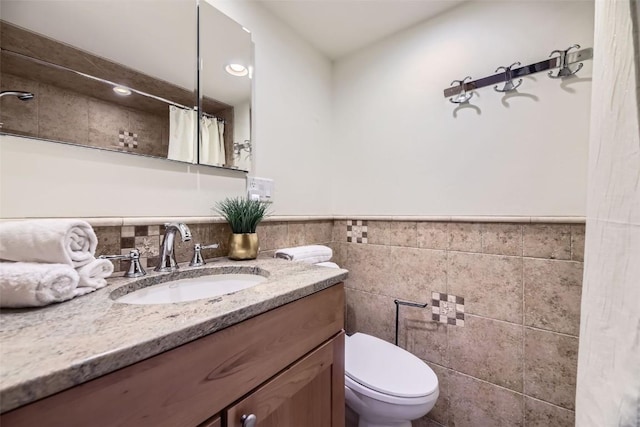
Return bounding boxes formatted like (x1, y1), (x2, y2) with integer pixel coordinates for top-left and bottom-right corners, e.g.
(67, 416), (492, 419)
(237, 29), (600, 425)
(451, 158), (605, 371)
(199, 1), (253, 171)
(0, 0), (253, 172)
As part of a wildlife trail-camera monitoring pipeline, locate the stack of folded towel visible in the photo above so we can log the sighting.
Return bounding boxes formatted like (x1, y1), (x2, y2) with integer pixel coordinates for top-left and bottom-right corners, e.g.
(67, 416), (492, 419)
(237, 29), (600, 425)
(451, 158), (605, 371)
(274, 245), (333, 265)
(0, 220), (114, 308)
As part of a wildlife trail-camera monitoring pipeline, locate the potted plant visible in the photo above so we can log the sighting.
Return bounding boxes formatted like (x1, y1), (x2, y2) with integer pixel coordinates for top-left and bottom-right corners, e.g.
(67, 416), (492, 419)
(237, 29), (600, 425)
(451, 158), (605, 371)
(215, 197), (270, 260)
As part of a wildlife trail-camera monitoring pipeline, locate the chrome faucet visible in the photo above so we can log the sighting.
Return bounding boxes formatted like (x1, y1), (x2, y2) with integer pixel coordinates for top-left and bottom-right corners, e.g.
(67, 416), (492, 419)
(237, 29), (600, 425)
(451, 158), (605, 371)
(155, 223), (192, 272)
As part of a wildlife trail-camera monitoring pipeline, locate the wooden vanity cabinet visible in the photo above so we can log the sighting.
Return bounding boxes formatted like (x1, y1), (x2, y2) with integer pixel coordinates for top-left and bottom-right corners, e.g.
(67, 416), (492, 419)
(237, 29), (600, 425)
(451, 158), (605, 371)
(1, 284), (345, 427)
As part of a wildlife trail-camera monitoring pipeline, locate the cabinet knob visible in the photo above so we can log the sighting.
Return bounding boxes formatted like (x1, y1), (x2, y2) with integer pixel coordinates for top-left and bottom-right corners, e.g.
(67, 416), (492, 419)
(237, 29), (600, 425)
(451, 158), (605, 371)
(240, 414), (257, 427)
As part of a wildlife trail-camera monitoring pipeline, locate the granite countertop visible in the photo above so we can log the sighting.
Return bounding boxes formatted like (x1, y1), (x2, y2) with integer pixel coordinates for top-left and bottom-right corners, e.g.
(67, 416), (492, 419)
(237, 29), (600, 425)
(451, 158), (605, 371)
(0, 257), (348, 413)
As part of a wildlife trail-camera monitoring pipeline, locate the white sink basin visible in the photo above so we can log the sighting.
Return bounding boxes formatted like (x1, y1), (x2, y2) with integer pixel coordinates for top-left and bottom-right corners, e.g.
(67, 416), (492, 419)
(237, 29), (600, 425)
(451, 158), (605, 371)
(115, 273), (268, 305)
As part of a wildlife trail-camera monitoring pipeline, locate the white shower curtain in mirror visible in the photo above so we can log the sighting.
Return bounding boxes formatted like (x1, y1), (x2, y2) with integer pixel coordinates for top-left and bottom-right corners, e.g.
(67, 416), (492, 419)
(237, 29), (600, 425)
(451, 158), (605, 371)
(168, 106), (196, 163)
(200, 116), (225, 166)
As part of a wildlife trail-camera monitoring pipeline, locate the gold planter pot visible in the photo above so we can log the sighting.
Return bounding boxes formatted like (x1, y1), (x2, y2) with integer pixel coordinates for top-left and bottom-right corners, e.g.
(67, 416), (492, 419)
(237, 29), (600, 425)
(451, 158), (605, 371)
(228, 233), (259, 260)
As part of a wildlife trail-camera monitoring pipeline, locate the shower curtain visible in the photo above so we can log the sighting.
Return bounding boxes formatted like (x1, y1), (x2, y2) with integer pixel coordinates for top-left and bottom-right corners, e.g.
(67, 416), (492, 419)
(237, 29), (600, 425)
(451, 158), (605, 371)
(167, 106), (196, 163)
(200, 116), (225, 166)
(575, 1), (640, 425)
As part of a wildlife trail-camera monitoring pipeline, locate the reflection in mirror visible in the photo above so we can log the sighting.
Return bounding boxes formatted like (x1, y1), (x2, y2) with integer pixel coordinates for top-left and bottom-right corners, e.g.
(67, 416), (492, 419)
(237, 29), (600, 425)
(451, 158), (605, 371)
(199, 1), (253, 171)
(0, 1), (198, 164)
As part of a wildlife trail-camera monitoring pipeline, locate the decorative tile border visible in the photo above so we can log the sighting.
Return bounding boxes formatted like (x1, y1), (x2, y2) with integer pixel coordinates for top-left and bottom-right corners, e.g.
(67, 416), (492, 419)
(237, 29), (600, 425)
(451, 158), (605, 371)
(432, 292), (465, 326)
(347, 220), (368, 243)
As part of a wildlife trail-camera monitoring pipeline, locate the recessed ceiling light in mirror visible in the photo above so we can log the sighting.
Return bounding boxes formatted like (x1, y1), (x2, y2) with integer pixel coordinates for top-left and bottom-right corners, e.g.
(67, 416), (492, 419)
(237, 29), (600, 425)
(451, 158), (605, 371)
(225, 63), (248, 77)
(113, 86), (132, 96)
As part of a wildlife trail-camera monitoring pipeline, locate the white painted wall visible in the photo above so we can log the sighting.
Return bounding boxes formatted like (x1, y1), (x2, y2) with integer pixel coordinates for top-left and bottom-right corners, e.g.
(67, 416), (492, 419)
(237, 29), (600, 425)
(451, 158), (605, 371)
(331, 1), (594, 216)
(0, 1), (334, 218)
(576, 0), (640, 424)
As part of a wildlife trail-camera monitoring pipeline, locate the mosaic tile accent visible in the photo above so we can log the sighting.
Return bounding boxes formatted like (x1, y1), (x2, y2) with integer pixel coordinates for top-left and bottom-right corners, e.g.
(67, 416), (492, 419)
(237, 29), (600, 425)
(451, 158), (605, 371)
(120, 225), (161, 272)
(347, 220), (368, 244)
(432, 292), (465, 326)
(118, 130), (138, 150)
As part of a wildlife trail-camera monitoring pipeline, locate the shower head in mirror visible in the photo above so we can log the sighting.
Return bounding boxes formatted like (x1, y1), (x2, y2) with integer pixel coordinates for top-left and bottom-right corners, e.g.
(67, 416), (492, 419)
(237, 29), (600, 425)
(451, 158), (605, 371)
(0, 91), (35, 101)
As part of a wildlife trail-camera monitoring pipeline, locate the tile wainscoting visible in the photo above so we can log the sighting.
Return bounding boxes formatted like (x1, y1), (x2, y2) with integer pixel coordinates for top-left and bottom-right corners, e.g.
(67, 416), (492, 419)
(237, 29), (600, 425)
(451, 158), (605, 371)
(91, 216), (583, 427)
(93, 219), (335, 272)
(334, 220), (584, 427)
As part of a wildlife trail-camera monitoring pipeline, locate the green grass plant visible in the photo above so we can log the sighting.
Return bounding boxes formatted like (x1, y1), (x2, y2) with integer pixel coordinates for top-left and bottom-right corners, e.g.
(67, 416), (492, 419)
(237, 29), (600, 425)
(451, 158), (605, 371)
(215, 197), (271, 234)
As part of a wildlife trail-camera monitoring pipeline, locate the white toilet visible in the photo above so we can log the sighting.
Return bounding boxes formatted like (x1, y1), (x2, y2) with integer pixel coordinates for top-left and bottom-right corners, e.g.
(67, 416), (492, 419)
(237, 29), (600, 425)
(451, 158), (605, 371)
(344, 333), (439, 427)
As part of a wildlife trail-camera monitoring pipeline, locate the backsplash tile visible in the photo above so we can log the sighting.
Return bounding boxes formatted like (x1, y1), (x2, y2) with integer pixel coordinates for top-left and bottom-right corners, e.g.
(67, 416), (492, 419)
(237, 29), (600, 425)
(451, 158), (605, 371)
(524, 328), (578, 410)
(447, 252), (522, 323)
(448, 222), (482, 252)
(417, 222), (448, 250)
(481, 223), (523, 256)
(346, 220), (368, 243)
(523, 224), (571, 260)
(389, 221), (417, 247)
(523, 259), (583, 335)
(448, 371), (524, 427)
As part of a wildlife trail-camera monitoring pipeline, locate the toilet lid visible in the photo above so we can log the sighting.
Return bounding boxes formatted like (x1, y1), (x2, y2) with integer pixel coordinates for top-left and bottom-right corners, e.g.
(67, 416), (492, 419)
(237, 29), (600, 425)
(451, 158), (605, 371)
(345, 333), (438, 398)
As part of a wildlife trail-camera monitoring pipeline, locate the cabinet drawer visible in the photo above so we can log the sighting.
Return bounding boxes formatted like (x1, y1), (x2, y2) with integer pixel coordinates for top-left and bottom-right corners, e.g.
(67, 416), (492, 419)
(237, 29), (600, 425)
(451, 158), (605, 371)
(2, 284), (345, 427)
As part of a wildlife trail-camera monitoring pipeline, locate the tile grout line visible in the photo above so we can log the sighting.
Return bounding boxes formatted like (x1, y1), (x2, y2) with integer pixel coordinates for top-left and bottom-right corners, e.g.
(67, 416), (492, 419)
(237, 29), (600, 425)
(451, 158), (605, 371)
(425, 361), (575, 414)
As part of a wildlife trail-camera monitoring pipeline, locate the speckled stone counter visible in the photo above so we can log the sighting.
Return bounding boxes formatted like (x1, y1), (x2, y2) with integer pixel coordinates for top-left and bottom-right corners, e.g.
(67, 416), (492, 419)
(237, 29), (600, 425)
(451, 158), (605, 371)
(0, 257), (347, 413)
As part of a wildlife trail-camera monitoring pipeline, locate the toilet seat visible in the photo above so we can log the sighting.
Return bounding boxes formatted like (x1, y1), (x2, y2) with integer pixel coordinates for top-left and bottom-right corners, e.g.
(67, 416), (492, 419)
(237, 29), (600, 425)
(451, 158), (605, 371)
(345, 333), (438, 404)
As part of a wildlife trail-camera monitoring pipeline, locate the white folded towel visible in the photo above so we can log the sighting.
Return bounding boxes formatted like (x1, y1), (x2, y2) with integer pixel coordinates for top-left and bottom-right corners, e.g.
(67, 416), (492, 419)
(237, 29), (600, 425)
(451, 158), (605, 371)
(275, 245), (333, 264)
(77, 257), (114, 289)
(315, 261), (340, 269)
(0, 219), (97, 268)
(0, 262), (80, 308)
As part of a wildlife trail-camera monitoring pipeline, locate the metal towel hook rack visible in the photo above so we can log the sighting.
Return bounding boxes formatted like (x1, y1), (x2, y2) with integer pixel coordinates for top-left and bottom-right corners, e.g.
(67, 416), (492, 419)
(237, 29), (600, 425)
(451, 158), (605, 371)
(494, 62), (522, 92)
(442, 44), (592, 101)
(548, 44), (583, 79)
(449, 76), (473, 104)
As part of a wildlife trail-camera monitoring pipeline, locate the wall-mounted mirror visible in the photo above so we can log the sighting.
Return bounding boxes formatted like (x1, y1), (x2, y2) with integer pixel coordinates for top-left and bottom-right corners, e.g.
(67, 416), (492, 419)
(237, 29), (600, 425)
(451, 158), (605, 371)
(0, 0), (253, 172)
(199, 1), (253, 171)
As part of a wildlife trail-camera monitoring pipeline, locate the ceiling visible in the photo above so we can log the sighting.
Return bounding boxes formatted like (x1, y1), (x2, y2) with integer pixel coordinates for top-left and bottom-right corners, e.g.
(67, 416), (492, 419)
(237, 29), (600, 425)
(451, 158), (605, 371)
(258, 0), (466, 60)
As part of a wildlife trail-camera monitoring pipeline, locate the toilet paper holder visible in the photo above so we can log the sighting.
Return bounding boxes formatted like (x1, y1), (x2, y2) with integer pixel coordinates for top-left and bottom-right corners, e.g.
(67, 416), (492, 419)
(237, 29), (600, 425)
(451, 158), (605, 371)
(393, 299), (429, 347)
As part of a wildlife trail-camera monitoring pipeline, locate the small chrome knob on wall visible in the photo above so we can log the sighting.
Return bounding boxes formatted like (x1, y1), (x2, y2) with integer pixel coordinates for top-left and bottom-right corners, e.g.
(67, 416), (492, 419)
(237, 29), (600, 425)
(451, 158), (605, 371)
(240, 414), (257, 427)
(189, 243), (220, 267)
(99, 249), (146, 278)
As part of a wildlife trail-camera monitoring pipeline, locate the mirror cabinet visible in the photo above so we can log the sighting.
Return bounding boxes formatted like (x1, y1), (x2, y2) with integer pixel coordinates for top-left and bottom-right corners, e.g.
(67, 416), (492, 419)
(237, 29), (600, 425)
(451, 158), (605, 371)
(0, 0), (253, 172)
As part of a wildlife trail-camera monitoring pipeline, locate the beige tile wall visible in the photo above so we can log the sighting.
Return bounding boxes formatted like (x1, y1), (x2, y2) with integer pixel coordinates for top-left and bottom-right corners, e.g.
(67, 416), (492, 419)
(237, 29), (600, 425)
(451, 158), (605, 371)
(335, 220), (584, 427)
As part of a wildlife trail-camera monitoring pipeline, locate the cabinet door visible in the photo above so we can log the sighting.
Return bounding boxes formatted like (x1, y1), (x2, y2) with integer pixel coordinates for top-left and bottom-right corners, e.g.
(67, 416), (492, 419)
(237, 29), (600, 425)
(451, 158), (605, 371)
(226, 332), (345, 427)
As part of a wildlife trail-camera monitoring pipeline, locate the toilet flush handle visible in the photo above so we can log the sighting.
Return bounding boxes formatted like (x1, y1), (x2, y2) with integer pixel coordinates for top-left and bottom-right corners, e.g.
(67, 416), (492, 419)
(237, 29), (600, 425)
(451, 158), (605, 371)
(240, 414), (257, 427)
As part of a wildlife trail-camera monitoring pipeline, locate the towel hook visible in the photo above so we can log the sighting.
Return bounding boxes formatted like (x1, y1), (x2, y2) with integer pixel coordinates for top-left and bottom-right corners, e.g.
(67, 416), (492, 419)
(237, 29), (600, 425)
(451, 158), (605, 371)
(449, 76), (473, 104)
(494, 62), (522, 92)
(548, 44), (583, 79)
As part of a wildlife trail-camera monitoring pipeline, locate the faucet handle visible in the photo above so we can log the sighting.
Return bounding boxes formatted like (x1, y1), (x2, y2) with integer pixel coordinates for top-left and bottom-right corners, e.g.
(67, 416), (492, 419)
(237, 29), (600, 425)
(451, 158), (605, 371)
(189, 243), (220, 267)
(99, 249), (146, 278)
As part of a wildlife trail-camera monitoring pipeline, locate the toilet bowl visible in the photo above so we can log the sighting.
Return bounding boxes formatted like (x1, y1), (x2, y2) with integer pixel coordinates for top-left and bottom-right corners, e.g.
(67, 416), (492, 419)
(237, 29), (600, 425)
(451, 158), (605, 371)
(344, 333), (439, 427)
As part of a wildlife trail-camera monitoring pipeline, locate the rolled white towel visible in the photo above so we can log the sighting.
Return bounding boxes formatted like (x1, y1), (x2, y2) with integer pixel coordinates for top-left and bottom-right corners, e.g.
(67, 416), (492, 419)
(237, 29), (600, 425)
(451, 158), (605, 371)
(0, 219), (98, 268)
(275, 245), (333, 264)
(77, 257), (114, 289)
(0, 262), (80, 308)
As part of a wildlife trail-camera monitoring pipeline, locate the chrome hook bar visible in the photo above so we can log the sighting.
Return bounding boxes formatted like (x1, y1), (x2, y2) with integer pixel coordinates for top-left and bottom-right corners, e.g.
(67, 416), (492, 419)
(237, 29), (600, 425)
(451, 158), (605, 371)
(494, 62), (523, 92)
(449, 76), (473, 104)
(548, 44), (583, 79)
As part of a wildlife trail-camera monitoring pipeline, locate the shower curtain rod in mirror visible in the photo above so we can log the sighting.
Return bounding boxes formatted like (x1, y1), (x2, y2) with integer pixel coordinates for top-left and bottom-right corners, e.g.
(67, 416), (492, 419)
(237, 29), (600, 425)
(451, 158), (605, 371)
(1, 48), (227, 123)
